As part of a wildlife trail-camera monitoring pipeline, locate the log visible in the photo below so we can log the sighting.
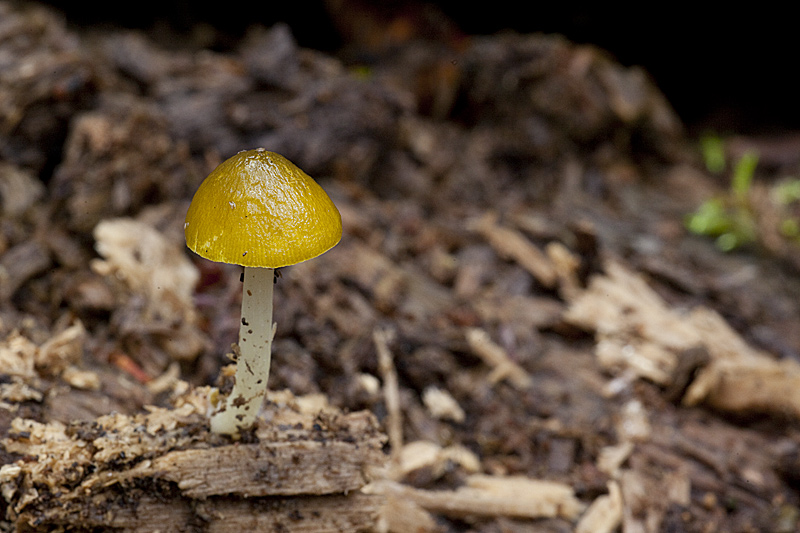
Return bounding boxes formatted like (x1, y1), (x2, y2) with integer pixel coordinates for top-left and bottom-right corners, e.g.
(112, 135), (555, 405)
(17, 492), (383, 533)
(1, 388), (387, 532)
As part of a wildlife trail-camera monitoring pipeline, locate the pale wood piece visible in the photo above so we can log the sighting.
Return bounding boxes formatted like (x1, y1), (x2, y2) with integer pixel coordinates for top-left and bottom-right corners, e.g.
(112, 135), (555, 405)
(380, 495), (439, 533)
(472, 213), (558, 288)
(564, 260), (800, 418)
(465, 328), (532, 389)
(575, 481), (623, 533)
(148, 436), (384, 498)
(373, 327), (403, 458)
(367, 475), (584, 521)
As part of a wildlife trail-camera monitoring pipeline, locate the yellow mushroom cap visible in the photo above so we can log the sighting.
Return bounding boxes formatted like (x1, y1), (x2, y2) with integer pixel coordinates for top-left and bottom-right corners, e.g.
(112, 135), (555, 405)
(185, 149), (342, 268)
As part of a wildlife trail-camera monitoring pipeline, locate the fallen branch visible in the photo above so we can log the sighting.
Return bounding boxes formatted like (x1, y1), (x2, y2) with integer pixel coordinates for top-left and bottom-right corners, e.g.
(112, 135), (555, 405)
(1, 388), (386, 531)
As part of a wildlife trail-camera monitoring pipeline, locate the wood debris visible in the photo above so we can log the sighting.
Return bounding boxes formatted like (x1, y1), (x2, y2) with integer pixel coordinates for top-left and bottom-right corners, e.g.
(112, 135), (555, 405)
(92, 218), (199, 319)
(3, 3), (799, 531)
(378, 494), (441, 533)
(393, 440), (480, 482)
(422, 385), (465, 423)
(545, 240), (586, 300)
(91, 217), (208, 370)
(38, 492), (383, 533)
(682, 312), (800, 417)
(575, 481), (623, 533)
(596, 441), (634, 478)
(564, 260), (800, 419)
(618, 467), (691, 532)
(472, 213), (558, 288)
(0, 322), (98, 404)
(367, 475), (584, 521)
(465, 328), (532, 389)
(374, 327), (403, 457)
(0, 387), (387, 531)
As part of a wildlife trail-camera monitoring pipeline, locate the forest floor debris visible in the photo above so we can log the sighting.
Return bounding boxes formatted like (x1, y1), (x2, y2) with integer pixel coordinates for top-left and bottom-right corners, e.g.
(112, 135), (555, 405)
(3, 1), (800, 531)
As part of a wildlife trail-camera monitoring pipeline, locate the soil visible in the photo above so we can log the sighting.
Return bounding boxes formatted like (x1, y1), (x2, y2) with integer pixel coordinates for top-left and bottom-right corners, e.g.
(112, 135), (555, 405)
(2, 2), (800, 532)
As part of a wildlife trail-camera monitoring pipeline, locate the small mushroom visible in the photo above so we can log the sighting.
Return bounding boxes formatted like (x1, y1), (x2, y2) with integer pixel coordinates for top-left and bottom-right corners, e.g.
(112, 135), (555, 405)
(185, 148), (342, 435)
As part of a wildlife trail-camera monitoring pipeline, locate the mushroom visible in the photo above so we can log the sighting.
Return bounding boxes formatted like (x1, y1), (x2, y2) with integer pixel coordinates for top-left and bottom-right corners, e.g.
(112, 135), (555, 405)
(185, 148), (342, 435)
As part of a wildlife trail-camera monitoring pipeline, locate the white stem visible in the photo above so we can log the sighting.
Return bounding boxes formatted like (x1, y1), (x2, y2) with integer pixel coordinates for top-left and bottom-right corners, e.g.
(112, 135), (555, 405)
(210, 266), (274, 435)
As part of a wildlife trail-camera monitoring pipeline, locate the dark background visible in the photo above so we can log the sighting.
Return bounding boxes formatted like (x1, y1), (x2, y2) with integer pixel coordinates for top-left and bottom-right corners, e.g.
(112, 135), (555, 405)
(38, 1), (797, 135)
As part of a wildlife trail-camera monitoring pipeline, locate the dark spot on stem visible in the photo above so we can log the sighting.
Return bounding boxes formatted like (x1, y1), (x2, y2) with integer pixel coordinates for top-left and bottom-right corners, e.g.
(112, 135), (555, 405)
(232, 394), (247, 407)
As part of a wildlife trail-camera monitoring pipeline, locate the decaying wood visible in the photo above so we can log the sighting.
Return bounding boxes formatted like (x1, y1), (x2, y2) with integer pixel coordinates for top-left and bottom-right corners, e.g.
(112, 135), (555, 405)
(421, 386), (465, 423)
(4, 2), (800, 531)
(575, 481), (623, 533)
(367, 475), (584, 521)
(465, 328), (532, 390)
(471, 213), (558, 289)
(374, 327), (403, 458)
(564, 260), (800, 419)
(0, 322), (96, 395)
(92, 217), (208, 369)
(393, 440), (480, 482)
(379, 494), (441, 533)
(147, 416), (384, 498)
(0, 388), (387, 532)
(18, 491), (383, 533)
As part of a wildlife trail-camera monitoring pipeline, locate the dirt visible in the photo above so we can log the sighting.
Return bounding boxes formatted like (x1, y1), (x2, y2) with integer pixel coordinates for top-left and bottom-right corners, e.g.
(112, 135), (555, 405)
(2, 2), (800, 532)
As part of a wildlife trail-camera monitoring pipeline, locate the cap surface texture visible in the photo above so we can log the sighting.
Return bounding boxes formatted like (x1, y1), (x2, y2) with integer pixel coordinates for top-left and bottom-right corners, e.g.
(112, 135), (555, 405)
(185, 149), (342, 267)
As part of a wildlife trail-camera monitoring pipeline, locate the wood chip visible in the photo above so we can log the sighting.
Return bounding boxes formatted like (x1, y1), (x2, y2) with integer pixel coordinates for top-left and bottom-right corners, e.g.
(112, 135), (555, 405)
(465, 328), (532, 389)
(616, 399), (651, 442)
(0, 322), (95, 389)
(36, 321), (86, 375)
(91, 217), (207, 364)
(575, 481), (623, 533)
(374, 327), (403, 457)
(422, 386), (465, 423)
(394, 440), (480, 481)
(92, 217), (198, 319)
(546, 241), (583, 299)
(565, 260), (800, 419)
(0, 331), (37, 380)
(367, 475), (584, 521)
(380, 494), (440, 533)
(597, 441), (634, 477)
(472, 213), (557, 288)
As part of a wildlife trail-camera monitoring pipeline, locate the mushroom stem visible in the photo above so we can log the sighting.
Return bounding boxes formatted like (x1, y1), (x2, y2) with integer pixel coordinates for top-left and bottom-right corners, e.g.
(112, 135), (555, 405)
(210, 266), (274, 435)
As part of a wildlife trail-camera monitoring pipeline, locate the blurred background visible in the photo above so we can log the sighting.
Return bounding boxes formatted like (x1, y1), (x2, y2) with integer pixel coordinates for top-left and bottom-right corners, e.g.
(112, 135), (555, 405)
(39, 0), (800, 135)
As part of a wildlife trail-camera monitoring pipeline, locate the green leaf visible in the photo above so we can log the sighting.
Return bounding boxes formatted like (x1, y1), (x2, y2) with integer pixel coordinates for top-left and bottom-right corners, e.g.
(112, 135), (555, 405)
(686, 198), (730, 236)
(731, 151), (759, 201)
(700, 134), (727, 174)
